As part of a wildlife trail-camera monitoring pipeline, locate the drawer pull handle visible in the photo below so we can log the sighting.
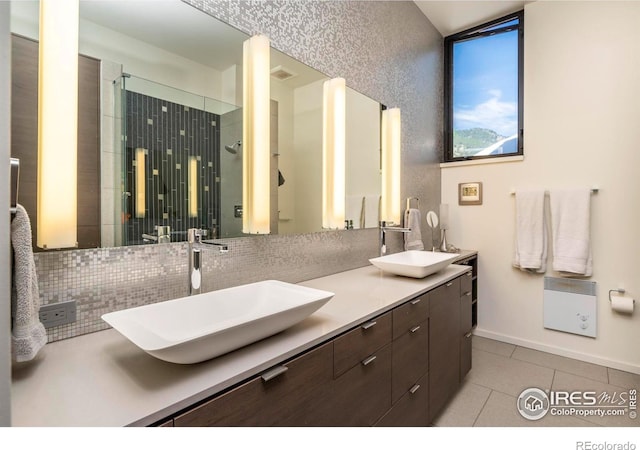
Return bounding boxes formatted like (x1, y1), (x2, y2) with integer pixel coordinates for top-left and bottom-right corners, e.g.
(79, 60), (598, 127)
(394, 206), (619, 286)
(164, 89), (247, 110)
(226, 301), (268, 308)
(410, 298), (421, 305)
(464, 332), (473, 338)
(362, 355), (377, 366)
(409, 384), (421, 395)
(361, 320), (377, 330)
(410, 325), (421, 333)
(465, 292), (472, 297)
(261, 365), (288, 382)
(446, 282), (453, 287)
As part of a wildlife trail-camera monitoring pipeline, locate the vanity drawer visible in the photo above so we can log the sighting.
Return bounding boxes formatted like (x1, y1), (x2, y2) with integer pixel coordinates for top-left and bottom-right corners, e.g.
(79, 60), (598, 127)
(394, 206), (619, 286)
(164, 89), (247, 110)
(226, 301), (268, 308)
(322, 343), (392, 426)
(392, 293), (429, 340)
(429, 278), (461, 420)
(391, 319), (428, 404)
(333, 311), (392, 377)
(174, 342), (333, 426)
(376, 372), (429, 427)
(460, 270), (473, 295)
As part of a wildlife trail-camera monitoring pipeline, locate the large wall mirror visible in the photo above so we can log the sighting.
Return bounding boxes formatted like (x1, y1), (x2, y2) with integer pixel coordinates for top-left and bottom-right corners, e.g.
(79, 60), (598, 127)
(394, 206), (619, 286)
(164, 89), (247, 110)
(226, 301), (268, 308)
(9, 0), (382, 250)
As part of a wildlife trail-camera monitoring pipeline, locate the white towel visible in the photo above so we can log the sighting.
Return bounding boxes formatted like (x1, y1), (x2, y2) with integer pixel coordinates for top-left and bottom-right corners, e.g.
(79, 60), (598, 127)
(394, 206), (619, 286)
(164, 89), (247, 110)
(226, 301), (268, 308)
(550, 188), (592, 276)
(403, 208), (424, 251)
(513, 189), (547, 273)
(11, 204), (47, 362)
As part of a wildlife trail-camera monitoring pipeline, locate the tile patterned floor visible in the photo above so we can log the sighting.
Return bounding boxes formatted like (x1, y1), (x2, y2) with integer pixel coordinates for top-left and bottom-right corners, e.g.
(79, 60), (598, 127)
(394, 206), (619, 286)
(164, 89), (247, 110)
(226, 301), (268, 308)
(433, 336), (640, 427)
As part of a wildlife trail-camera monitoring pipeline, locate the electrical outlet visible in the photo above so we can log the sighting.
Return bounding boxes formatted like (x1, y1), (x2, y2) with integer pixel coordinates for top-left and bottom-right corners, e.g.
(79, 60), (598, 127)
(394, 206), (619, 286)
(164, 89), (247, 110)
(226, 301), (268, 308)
(39, 300), (76, 328)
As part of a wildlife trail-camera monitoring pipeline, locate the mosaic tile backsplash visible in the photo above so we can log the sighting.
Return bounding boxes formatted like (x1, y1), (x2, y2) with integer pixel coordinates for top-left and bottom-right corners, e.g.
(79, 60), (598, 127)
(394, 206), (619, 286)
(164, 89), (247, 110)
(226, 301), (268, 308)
(37, 229), (382, 341)
(37, 0), (444, 343)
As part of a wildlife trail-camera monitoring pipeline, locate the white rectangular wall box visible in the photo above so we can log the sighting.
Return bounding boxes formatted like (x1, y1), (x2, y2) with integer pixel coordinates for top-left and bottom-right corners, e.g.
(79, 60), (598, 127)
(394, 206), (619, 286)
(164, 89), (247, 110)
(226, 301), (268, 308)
(543, 277), (597, 338)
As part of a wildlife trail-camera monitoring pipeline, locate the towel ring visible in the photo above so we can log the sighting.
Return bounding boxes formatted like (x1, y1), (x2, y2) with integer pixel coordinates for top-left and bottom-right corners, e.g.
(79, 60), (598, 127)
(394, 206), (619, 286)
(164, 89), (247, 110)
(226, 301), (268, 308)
(10, 157), (20, 216)
(406, 197), (419, 210)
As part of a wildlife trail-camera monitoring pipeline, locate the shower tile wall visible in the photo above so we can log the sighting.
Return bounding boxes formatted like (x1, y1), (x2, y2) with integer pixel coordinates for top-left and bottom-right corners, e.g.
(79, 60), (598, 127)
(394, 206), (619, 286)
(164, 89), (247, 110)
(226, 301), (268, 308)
(36, 0), (444, 343)
(124, 91), (221, 244)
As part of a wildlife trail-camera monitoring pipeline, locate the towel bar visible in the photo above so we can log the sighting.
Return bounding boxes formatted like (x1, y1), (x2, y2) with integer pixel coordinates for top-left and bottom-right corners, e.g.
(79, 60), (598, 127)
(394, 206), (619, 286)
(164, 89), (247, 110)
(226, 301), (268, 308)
(406, 197), (419, 210)
(509, 187), (599, 195)
(10, 157), (19, 215)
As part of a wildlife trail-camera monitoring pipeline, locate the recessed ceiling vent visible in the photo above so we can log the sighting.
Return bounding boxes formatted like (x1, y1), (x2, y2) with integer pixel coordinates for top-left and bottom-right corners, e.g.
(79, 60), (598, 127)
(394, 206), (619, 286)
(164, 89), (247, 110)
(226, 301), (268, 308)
(270, 65), (298, 81)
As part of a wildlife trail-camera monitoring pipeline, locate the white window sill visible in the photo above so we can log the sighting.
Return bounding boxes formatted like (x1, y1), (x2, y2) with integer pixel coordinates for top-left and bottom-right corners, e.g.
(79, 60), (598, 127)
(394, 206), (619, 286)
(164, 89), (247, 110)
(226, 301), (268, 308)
(440, 155), (524, 168)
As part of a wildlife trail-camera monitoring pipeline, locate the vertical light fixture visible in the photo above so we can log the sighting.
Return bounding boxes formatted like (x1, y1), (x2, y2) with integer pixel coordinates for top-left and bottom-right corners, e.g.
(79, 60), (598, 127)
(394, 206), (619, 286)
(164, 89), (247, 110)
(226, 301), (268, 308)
(381, 107), (401, 225)
(134, 148), (146, 218)
(188, 157), (198, 218)
(322, 77), (346, 230)
(37, 0), (79, 249)
(242, 34), (270, 234)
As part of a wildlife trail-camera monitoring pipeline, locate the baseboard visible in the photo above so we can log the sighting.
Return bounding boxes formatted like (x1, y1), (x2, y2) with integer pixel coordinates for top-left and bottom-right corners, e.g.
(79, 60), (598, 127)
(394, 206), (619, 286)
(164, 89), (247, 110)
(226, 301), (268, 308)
(473, 327), (640, 376)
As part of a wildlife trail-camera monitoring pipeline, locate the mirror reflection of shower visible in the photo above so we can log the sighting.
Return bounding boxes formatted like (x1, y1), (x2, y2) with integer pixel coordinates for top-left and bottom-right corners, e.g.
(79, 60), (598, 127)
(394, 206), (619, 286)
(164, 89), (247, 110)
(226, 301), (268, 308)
(115, 73), (241, 246)
(225, 141), (242, 154)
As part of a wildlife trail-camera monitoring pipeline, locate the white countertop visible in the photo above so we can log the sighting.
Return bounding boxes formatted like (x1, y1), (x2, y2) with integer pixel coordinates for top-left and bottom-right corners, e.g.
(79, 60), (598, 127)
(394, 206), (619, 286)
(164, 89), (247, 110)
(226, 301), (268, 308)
(11, 263), (471, 427)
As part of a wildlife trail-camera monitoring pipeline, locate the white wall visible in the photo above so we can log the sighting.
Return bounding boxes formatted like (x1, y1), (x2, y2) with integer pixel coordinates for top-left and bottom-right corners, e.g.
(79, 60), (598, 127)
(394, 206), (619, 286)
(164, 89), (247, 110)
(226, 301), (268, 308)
(78, 18), (224, 107)
(0, 1), (12, 426)
(291, 79), (324, 234)
(271, 81), (295, 234)
(441, 1), (640, 373)
(345, 88), (381, 229)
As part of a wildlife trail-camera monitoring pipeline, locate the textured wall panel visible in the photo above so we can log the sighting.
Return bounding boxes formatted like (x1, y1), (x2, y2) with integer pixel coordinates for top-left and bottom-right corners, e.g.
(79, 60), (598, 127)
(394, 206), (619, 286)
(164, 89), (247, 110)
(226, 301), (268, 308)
(37, 0), (443, 342)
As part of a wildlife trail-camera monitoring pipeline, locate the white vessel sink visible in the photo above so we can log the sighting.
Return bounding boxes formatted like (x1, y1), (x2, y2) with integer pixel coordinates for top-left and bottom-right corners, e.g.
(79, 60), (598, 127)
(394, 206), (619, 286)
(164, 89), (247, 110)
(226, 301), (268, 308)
(102, 280), (334, 364)
(369, 250), (460, 279)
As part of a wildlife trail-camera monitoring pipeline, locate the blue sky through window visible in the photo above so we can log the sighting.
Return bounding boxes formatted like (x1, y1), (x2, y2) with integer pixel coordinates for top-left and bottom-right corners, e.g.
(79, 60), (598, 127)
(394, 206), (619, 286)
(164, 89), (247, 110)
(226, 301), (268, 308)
(452, 28), (519, 156)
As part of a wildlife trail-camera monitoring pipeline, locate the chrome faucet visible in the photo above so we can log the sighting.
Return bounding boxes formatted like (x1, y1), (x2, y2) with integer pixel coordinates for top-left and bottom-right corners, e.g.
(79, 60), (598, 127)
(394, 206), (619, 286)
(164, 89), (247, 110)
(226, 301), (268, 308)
(141, 225), (171, 244)
(188, 228), (229, 295)
(379, 221), (411, 257)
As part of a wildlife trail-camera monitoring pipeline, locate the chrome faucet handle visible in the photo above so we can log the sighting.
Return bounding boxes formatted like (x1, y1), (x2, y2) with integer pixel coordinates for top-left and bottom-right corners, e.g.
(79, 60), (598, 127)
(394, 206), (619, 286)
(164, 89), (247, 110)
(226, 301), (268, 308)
(379, 221), (411, 232)
(187, 228), (204, 244)
(201, 240), (229, 253)
(188, 228), (228, 253)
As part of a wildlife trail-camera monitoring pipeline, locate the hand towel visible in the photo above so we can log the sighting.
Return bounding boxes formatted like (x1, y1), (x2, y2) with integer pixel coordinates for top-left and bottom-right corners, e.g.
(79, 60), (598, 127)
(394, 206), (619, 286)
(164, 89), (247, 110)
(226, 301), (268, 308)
(403, 208), (424, 251)
(11, 204), (47, 362)
(550, 188), (592, 276)
(513, 189), (547, 273)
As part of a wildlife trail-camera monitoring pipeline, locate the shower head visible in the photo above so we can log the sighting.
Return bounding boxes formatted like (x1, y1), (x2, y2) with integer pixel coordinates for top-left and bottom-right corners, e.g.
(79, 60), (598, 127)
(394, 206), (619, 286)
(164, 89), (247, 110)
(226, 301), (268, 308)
(224, 141), (242, 154)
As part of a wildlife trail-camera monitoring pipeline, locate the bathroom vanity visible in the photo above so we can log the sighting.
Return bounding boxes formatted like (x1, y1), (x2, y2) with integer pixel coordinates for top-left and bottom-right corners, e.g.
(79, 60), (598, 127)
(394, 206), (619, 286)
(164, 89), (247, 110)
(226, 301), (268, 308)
(11, 254), (476, 427)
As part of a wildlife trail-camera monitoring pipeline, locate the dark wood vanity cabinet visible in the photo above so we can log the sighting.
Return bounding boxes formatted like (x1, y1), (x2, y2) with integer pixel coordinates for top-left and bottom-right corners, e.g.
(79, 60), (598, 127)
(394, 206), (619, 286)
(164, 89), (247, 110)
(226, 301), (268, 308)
(376, 292), (430, 427)
(455, 253), (478, 328)
(333, 312), (392, 378)
(322, 311), (393, 426)
(326, 343), (393, 426)
(428, 278), (461, 421)
(171, 271), (473, 427)
(460, 270), (474, 380)
(376, 372), (429, 427)
(174, 342), (334, 426)
(455, 252), (477, 382)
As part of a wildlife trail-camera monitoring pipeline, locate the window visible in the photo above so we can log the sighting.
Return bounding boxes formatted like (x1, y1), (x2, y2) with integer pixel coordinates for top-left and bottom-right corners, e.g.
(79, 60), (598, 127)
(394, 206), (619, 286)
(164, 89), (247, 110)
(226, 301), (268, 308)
(444, 11), (524, 162)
